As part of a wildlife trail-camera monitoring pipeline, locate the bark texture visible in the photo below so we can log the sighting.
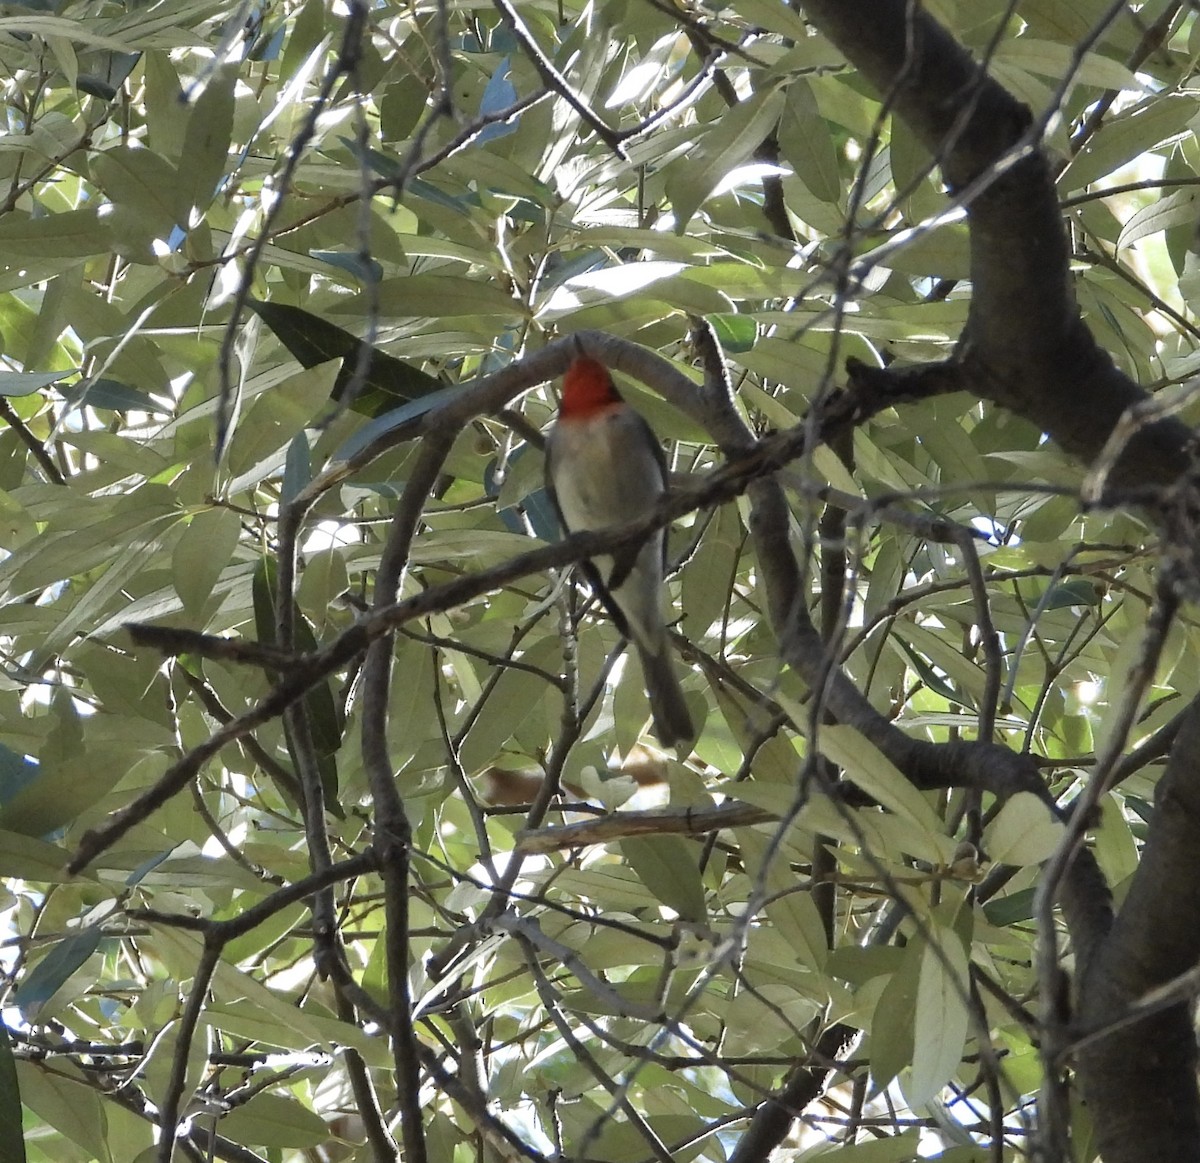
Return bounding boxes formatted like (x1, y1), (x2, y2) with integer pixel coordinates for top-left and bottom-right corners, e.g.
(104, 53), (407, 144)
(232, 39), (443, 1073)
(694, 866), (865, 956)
(1074, 698), (1200, 1163)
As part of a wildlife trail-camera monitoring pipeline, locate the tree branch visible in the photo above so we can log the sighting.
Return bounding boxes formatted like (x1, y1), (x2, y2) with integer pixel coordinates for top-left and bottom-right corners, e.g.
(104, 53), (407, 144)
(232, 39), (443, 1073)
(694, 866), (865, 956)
(360, 429), (454, 1163)
(798, 0), (1192, 490)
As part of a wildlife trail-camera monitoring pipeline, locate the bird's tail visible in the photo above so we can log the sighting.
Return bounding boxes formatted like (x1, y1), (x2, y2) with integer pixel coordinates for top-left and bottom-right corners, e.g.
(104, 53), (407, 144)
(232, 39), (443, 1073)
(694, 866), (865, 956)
(636, 640), (695, 749)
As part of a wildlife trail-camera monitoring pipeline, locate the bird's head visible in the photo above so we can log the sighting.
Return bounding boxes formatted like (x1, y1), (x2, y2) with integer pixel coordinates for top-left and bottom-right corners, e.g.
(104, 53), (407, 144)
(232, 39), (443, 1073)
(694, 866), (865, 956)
(560, 356), (623, 419)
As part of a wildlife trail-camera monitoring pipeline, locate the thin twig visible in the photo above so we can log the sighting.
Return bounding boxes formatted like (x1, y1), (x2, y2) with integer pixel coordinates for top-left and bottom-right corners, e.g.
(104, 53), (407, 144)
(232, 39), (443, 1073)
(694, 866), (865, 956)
(491, 0), (627, 156)
(0, 396), (65, 484)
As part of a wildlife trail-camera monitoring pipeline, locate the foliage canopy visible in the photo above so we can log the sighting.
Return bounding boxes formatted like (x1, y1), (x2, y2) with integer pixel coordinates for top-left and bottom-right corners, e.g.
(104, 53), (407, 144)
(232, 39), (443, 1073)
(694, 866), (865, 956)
(1, 1), (1200, 1161)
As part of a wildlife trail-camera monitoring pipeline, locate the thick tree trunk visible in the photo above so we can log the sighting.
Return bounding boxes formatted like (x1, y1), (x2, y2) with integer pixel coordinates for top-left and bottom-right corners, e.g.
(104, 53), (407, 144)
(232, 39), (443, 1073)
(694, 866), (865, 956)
(1074, 699), (1200, 1162)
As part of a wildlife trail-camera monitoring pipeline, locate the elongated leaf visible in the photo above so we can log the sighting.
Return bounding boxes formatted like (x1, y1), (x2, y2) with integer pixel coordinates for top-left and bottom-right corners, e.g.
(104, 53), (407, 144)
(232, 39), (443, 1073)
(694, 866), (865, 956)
(870, 941), (920, 1092)
(0, 829), (74, 882)
(14, 1062), (109, 1163)
(245, 298), (443, 416)
(177, 64), (234, 219)
(282, 431), (311, 503)
(172, 506), (241, 617)
(0, 744), (38, 804)
(907, 930), (969, 1107)
(1117, 188), (1200, 250)
(13, 928), (103, 1018)
(153, 926), (333, 1048)
(0, 370), (72, 396)
(252, 555), (341, 810)
(309, 248), (382, 282)
(0, 208), (113, 258)
(81, 379), (164, 412)
(331, 381), (460, 463)
(739, 829), (828, 970)
(366, 273), (521, 318)
(665, 88), (786, 230)
(778, 79), (841, 204)
(1061, 95), (1194, 190)
(815, 724), (943, 834)
(983, 887), (1035, 928)
(90, 144), (180, 231)
(984, 791), (1064, 865)
(621, 835), (706, 922)
(706, 313), (757, 353)
(217, 1092), (330, 1149)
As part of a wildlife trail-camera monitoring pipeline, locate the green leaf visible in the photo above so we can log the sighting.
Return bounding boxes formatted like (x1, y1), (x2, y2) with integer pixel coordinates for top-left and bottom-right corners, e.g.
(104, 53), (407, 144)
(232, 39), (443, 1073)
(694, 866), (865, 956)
(739, 828), (828, 970)
(800, 1131), (923, 1162)
(0, 370), (72, 396)
(160, 926), (335, 1047)
(82, 378), (164, 412)
(14, 1063), (109, 1163)
(620, 835), (706, 922)
(282, 431), (311, 503)
(364, 273), (521, 318)
(14, 929), (103, 1019)
(1060, 95), (1194, 191)
(814, 724), (944, 835)
(0, 208), (113, 258)
(681, 504), (743, 649)
(177, 64), (235, 219)
(1042, 577), (1102, 610)
(778, 79), (842, 205)
(0, 13), (138, 52)
(1093, 795), (1138, 886)
(245, 298), (443, 416)
(0, 736), (137, 838)
(870, 941), (920, 1091)
(0, 744), (37, 804)
(143, 51), (187, 157)
(459, 638), (558, 773)
(216, 1092), (331, 1149)
(907, 929), (969, 1107)
(280, 0), (326, 81)
(874, 222), (972, 279)
(330, 381), (461, 463)
(891, 620), (986, 707)
(90, 144), (181, 232)
(26, 503), (181, 660)
(309, 248), (383, 283)
(728, 0), (810, 41)
(705, 313), (757, 353)
(994, 39), (1140, 92)
(982, 886), (1034, 927)
(252, 555), (341, 810)
(983, 791), (1064, 865)
(665, 88), (787, 230)
(0, 829), (74, 882)
(172, 506), (241, 617)
(1117, 188), (1200, 250)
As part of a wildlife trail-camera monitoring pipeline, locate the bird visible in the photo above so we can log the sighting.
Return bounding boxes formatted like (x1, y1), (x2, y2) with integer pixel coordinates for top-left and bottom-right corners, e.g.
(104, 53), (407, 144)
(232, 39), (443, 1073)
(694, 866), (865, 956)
(543, 354), (695, 748)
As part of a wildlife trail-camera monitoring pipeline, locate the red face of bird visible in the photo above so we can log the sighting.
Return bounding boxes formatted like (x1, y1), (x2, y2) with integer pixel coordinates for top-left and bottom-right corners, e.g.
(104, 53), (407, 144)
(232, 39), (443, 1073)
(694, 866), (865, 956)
(559, 357), (623, 420)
